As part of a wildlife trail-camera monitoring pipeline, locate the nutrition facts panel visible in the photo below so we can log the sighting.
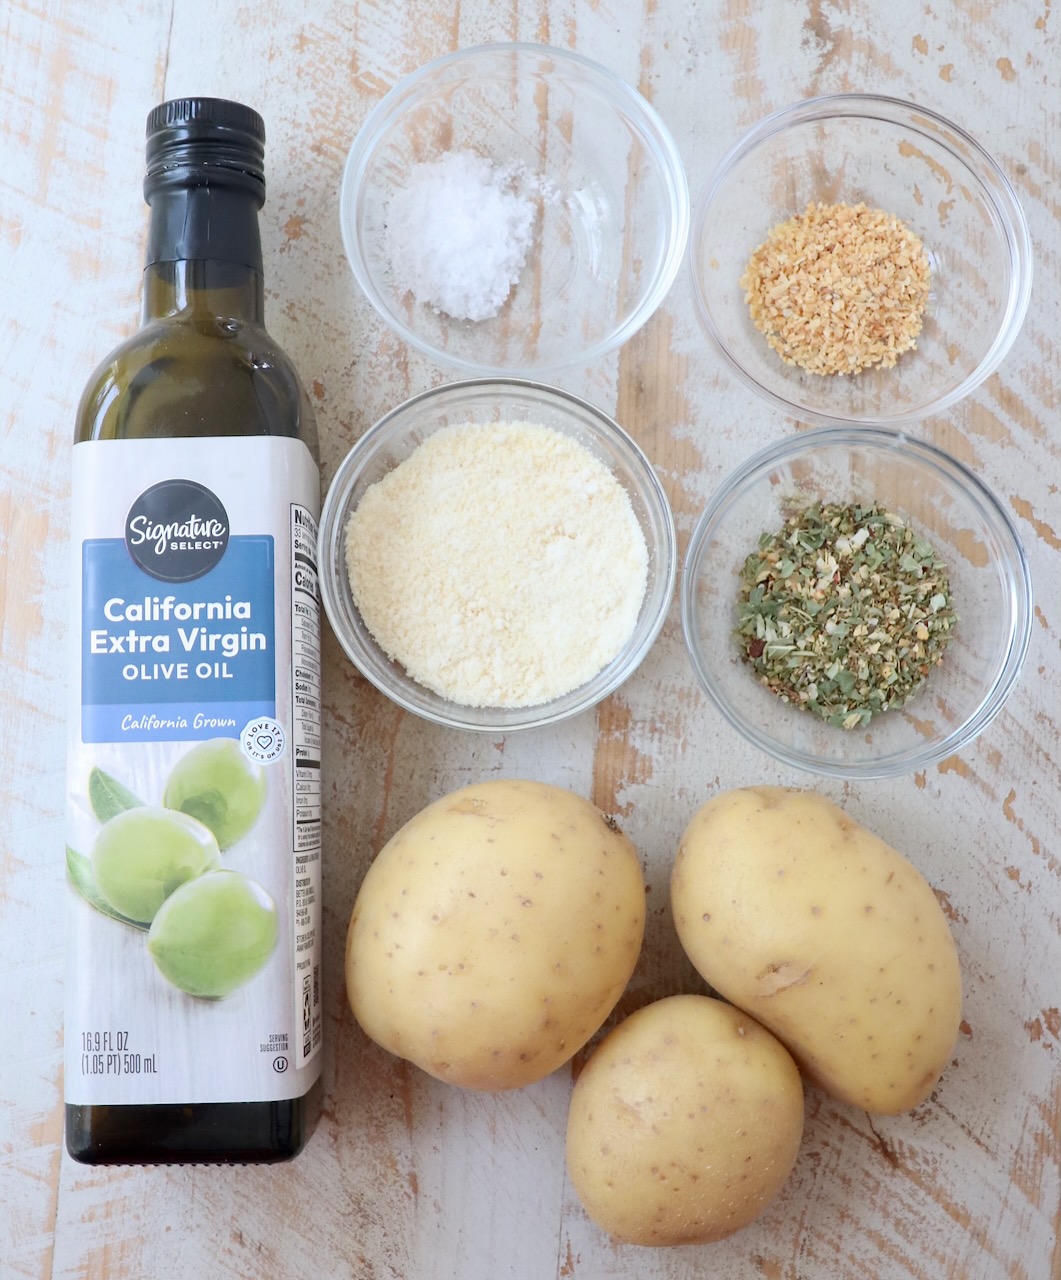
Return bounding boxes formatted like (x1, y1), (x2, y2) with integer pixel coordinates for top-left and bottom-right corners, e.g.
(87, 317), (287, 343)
(290, 502), (322, 1070)
(290, 504), (322, 855)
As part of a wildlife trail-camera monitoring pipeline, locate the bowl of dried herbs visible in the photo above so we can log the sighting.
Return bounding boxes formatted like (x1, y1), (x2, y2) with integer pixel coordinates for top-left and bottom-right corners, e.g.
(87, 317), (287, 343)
(680, 426), (1032, 778)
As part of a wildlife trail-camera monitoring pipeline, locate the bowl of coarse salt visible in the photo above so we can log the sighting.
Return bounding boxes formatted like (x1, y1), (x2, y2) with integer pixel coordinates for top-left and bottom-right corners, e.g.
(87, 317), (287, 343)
(318, 379), (678, 731)
(339, 43), (689, 377)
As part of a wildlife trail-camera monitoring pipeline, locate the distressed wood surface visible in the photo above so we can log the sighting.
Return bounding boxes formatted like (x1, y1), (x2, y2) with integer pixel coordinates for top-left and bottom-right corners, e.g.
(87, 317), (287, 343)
(2, 2), (1059, 1278)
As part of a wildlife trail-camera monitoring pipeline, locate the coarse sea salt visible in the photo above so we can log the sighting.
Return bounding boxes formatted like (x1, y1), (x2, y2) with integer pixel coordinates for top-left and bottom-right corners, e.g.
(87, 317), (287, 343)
(384, 149), (537, 323)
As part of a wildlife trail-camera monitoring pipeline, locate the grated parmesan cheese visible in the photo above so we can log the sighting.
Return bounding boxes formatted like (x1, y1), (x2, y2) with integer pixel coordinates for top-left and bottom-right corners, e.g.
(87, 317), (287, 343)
(384, 150), (537, 322)
(343, 421), (649, 708)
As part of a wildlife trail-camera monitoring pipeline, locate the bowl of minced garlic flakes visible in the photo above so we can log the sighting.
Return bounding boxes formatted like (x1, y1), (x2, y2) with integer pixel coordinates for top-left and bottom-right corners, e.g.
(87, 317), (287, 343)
(689, 93), (1032, 425)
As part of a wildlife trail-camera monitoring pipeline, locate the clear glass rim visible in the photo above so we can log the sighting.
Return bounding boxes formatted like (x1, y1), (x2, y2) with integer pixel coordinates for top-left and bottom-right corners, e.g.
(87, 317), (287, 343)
(339, 42), (691, 378)
(679, 424), (1034, 778)
(319, 377), (679, 732)
(688, 92), (1034, 426)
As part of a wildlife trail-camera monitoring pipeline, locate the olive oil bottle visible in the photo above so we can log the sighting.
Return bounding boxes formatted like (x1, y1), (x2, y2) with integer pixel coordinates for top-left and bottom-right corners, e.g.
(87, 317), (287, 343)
(65, 98), (322, 1163)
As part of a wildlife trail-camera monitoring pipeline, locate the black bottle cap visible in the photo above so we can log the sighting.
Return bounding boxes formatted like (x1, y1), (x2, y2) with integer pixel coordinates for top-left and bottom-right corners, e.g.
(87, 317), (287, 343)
(145, 97), (266, 202)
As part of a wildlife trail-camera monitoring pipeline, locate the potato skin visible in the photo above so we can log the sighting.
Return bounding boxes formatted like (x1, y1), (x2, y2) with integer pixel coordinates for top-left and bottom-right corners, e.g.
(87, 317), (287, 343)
(565, 994), (804, 1246)
(345, 779), (645, 1090)
(671, 786), (962, 1114)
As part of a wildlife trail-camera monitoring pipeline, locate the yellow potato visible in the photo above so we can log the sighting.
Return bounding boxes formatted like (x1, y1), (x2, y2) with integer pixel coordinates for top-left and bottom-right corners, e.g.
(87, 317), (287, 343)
(565, 994), (804, 1246)
(671, 786), (962, 1114)
(345, 779), (645, 1090)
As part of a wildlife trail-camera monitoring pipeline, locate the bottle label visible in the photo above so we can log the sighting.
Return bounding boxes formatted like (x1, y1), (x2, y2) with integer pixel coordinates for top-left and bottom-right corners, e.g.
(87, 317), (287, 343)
(65, 437), (323, 1105)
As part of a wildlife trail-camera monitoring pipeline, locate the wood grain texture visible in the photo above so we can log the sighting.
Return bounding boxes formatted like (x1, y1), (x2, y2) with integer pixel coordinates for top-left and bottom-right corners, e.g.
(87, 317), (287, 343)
(2, 1), (1058, 1277)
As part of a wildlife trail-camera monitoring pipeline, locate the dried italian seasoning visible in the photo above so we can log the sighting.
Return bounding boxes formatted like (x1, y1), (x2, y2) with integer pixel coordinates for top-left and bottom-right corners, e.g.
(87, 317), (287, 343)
(735, 501), (957, 730)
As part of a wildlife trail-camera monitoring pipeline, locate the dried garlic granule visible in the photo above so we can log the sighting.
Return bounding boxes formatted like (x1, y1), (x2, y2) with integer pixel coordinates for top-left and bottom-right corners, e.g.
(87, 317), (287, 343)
(740, 201), (931, 377)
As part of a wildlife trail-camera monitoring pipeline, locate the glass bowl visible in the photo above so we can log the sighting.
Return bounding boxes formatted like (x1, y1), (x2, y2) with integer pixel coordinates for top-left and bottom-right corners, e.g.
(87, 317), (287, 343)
(319, 379), (677, 731)
(689, 94), (1033, 425)
(681, 426), (1032, 778)
(339, 43), (689, 377)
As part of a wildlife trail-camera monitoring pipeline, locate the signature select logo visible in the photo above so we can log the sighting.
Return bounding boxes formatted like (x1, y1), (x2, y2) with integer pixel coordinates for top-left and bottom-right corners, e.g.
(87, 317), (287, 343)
(127, 513), (227, 557)
(125, 479), (230, 583)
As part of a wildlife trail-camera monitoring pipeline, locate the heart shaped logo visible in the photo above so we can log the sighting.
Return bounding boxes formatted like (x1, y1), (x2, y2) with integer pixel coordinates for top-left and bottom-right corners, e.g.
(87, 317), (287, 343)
(240, 716), (285, 765)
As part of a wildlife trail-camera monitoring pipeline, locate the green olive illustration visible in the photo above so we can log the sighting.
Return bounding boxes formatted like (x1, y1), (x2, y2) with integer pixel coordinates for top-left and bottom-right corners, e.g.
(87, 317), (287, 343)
(91, 806), (221, 925)
(163, 737), (267, 849)
(147, 869), (279, 998)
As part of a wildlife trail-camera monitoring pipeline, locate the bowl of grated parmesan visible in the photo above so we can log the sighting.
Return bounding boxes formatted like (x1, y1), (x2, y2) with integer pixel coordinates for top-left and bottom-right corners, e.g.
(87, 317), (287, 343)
(319, 379), (677, 731)
(339, 43), (689, 377)
(689, 94), (1033, 426)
